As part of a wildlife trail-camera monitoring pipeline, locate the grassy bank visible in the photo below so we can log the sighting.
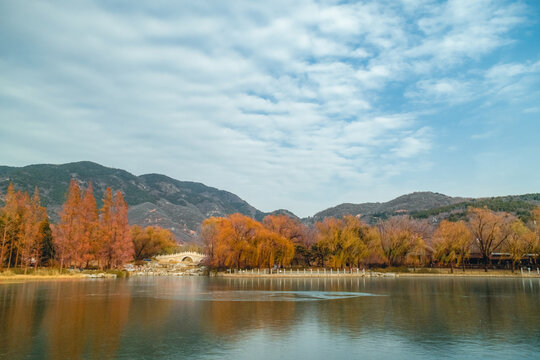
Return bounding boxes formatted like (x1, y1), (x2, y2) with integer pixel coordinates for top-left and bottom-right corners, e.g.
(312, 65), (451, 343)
(0, 268), (130, 282)
(0, 268), (85, 282)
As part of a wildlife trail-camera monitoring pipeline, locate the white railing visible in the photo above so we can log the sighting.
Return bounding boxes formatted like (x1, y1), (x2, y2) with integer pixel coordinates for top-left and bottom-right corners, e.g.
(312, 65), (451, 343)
(155, 252), (205, 259)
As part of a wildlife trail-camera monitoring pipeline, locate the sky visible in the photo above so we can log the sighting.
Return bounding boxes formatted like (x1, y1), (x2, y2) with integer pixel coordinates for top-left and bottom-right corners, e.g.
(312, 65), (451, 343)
(1, 0), (539, 217)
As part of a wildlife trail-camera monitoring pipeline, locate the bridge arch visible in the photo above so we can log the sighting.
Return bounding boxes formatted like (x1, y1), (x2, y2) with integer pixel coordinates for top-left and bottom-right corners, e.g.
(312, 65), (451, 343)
(155, 252), (205, 265)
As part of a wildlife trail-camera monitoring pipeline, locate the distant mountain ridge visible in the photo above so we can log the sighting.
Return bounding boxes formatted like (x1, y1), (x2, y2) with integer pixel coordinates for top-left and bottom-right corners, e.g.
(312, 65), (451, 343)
(309, 192), (540, 224)
(309, 192), (468, 223)
(0, 161), (265, 242)
(1, 161), (538, 242)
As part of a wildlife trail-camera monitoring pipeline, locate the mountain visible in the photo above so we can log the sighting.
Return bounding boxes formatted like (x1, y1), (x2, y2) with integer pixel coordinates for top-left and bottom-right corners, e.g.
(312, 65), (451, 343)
(409, 193), (540, 222)
(0, 161), (267, 242)
(309, 192), (466, 223)
(311, 191), (540, 224)
(1, 162), (538, 242)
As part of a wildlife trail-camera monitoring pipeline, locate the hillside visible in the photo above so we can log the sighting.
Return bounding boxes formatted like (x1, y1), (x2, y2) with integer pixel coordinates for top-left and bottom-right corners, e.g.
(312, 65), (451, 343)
(309, 191), (539, 224)
(1, 162), (538, 241)
(309, 192), (466, 223)
(410, 194), (540, 223)
(0, 162), (266, 242)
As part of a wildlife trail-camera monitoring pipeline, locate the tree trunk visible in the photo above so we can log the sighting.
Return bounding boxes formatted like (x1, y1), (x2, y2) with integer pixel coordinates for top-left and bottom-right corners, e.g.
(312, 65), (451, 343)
(7, 246), (13, 270)
(0, 227), (7, 269)
(14, 245), (21, 268)
(450, 263), (454, 274)
(512, 261), (515, 273)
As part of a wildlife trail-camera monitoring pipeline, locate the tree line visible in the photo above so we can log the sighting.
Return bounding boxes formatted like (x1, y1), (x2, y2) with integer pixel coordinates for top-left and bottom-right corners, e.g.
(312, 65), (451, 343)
(202, 206), (540, 272)
(2, 181), (539, 273)
(0, 181), (176, 271)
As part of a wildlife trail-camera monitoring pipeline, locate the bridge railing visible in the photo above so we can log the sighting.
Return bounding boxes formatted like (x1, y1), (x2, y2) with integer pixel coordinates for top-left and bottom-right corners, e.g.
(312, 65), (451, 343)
(155, 252), (205, 259)
(226, 268), (371, 277)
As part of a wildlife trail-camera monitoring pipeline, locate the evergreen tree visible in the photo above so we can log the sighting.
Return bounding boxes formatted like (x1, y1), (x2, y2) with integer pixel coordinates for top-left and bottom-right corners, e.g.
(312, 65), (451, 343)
(39, 218), (55, 266)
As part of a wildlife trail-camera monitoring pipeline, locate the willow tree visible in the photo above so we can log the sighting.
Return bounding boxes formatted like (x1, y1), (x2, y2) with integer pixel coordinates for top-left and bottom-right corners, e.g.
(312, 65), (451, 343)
(433, 220), (472, 273)
(467, 207), (513, 272)
(131, 225), (177, 261)
(201, 217), (229, 268)
(315, 215), (377, 269)
(505, 220), (535, 272)
(263, 214), (314, 266)
(377, 216), (427, 267)
(201, 213), (295, 269)
(532, 205), (540, 265)
(201, 214), (260, 268)
(227, 213), (261, 268)
(255, 229), (294, 268)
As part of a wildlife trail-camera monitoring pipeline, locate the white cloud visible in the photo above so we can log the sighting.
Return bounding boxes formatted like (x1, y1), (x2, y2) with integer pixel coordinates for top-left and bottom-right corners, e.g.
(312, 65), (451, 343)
(407, 59), (540, 105)
(0, 0), (536, 216)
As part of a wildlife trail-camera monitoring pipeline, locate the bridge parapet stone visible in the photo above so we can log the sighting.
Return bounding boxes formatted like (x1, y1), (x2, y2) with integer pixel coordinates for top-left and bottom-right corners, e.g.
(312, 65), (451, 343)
(155, 252), (205, 265)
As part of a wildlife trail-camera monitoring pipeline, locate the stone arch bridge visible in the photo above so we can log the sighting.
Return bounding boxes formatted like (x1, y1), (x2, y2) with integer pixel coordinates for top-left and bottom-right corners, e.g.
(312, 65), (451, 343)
(155, 252), (205, 265)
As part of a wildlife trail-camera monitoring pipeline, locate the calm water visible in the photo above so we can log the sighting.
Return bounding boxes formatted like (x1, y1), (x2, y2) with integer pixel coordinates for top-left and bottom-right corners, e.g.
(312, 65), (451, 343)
(1, 277), (539, 359)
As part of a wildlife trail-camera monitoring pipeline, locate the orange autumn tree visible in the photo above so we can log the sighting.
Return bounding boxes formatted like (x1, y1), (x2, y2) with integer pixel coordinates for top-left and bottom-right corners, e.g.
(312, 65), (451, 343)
(226, 213), (261, 268)
(263, 214), (313, 266)
(53, 182), (134, 269)
(0, 184), (48, 270)
(201, 217), (229, 268)
(112, 191), (134, 267)
(0, 183), (21, 269)
(262, 215), (306, 243)
(201, 213), (294, 269)
(504, 219), (536, 272)
(80, 183), (99, 267)
(97, 188), (134, 269)
(467, 207), (513, 272)
(53, 180), (84, 269)
(532, 205), (540, 265)
(255, 229), (295, 268)
(54, 181), (100, 269)
(377, 216), (427, 267)
(433, 220), (472, 273)
(20, 188), (48, 273)
(131, 225), (177, 260)
(315, 215), (378, 269)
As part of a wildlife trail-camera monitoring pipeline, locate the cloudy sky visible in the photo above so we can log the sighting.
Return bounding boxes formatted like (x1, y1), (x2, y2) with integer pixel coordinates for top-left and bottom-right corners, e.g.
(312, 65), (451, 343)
(1, 0), (539, 217)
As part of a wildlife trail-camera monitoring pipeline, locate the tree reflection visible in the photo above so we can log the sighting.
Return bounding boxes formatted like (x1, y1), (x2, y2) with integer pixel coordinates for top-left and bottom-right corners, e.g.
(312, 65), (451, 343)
(0, 280), (131, 359)
(42, 280), (131, 359)
(1, 277), (539, 359)
(0, 282), (44, 358)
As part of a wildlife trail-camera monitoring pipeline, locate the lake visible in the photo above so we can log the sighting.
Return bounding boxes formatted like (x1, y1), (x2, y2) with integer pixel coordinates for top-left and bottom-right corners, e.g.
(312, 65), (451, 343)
(1, 276), (539, 359)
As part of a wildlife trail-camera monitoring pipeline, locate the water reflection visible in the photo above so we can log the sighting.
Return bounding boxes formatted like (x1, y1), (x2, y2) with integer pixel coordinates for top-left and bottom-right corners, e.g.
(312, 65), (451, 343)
(1, 277), (539, 359)
(0, 280), (132, 359)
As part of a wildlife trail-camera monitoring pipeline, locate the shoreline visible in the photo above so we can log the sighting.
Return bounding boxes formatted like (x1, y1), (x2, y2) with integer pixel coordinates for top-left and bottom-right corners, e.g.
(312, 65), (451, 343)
(0, 274), (87, 283)
(218, 269), (540, 279)
(219, 273), (540, 278)
(2, 269), (539, 282)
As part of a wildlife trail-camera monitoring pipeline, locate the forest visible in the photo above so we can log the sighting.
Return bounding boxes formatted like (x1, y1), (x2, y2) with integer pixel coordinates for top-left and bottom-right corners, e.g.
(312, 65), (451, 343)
(1, 182), (539, 273)
(202, 206), (540, 272)
(0, 181), (176, 271)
